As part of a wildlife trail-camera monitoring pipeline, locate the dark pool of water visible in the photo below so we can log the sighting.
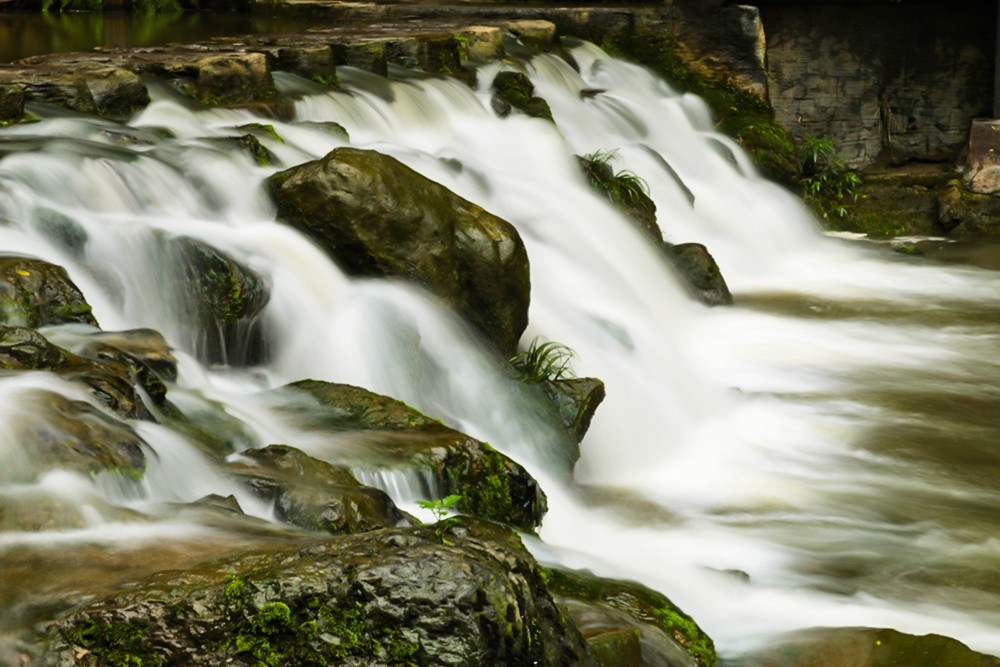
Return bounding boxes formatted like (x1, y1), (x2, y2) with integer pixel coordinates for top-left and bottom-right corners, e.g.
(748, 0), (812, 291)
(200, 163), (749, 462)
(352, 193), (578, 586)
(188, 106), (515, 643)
(0, 10), (322, 63)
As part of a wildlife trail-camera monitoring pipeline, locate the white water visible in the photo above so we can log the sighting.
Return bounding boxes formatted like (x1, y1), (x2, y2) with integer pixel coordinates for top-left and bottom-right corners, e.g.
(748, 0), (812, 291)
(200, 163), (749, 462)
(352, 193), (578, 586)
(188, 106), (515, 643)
(1, 43), (998, 659)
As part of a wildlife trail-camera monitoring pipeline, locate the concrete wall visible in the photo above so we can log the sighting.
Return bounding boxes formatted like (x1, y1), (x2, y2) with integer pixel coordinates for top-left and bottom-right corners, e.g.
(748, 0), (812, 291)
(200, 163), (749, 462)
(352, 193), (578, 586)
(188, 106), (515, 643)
(759, 1), (995, 167)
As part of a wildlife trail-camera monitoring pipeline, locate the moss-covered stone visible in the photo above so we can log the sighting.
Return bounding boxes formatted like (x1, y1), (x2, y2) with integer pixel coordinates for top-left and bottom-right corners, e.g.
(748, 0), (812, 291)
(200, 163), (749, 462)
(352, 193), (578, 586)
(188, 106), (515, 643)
(165, 235), (270, 365)
(193, 53), (276, 105)
(538, 377), (606, 445)
(0, 256), (97, 329)
(275, 380), (547, 531)
(491, 71), (553, 122)
(578, 153), (660, 242)
(542, 566), (716, 667)
(40, 520), (595, 666)
(939, 180), (1000, 236)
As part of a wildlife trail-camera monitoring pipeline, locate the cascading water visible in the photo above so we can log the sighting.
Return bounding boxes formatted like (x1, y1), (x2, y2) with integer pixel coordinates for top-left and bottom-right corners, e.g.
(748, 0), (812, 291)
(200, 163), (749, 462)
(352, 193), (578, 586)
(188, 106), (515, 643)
(1, 40), (998, 661)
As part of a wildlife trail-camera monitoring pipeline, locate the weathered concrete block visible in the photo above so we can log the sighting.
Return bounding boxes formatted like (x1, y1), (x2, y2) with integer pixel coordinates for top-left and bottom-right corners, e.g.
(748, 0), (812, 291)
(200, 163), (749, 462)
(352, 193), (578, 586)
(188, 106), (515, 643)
(503, 20), (558, 51)
(273, 45), (337, 85)
(195, 52), (275, 104)
(83, 68), (149, 117)
(458, 26), (505, 63)
(967, 118), (1000, 170)
(330, 40), (388, 77)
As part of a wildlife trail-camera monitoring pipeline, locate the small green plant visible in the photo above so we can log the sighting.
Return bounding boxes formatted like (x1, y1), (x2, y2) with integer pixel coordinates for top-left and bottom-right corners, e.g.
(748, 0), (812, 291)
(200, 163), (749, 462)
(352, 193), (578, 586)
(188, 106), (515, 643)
(416, 494), (462, 544)
(510, 338), (576, 383)
(799, 136), (862, 220)
(584, 149), (654, 216)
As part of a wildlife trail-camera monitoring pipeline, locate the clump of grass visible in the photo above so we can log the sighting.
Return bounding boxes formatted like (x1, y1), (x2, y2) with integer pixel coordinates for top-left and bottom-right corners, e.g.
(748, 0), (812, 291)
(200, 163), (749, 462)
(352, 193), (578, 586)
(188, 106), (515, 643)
(510, 338), (575, 383)
(799, 136), (862, 220)
(582, 149), (656, 227)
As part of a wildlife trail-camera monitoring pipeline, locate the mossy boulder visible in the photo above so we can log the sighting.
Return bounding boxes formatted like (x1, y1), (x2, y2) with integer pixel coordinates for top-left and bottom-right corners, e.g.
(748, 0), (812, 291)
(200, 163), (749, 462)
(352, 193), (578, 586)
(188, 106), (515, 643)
(226, 444), (409, 535)
(0, 256), (97, 328)
(274, 380), (547, 531)
(5, 389), (148, 484)
(40, 520), (595, 666)
(330, 40), (389, 77)
(717, 115), (801, 187)
(542, 566), (716, 667)
(267, 147), (530, 354)
(0, 327), (161, 419)
(938, 180), (1000, 236)
(663, 243), (733, 306)
(490, 71), (553, 122)
(385, 35), (463, 76)
(458, 27), (506, 63)
(165, 235), (270, 366)
(270, 45), (338, 86)
(741, 626), (1000, 667)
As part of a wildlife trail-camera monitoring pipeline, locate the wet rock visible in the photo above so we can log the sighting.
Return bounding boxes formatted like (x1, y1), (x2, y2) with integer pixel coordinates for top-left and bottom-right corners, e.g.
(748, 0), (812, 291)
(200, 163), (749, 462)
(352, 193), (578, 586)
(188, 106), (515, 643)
(386, 34), (462, 75)
(159, 394), (258, 460)
(0, 83), (26, 122)
(539, 377), (606, 444)
(81, 68), (150, 117)
(330, 40), (389, 77)
(740, 626), (1000, 667)
(0, 327), (160, 419)
(73, 328), (178, 383)
(226, 444), (409, 535)
(664, 243), (733, 306)
(0, 256), (97, 328)
(542, 566), (717, 667)
(491, 71), (553, 122)
(965, 165), (1000, 195)
(165, 235), (270, 366)
(276, 380), (547, 531)
(585, 626), (643, 667)
(39, 519), (595, 667)
(193, 52), (276, 105)
(267, 147), (530, 354)
(8, 390), (148, 483)
(578, 153), (660, 242)
(270, 45), (338, 86)
(458, 26), (506, 62)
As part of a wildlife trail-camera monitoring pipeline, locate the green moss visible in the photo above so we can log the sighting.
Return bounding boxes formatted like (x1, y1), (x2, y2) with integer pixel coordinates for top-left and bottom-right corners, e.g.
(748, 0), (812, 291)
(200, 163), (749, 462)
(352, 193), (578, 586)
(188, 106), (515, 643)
(221, 577), (419, 665)
(491, 71), (553, 121)
(62, 618), (164, 666)
(602, 32), (799, 185)
(454, 447), (514, 526)
(541, 566), (716, 667)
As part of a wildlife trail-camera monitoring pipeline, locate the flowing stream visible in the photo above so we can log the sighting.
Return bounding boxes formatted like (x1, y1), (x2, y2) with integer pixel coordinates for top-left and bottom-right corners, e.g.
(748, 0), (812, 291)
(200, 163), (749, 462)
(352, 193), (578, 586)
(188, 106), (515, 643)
(1, 41), (999, 660)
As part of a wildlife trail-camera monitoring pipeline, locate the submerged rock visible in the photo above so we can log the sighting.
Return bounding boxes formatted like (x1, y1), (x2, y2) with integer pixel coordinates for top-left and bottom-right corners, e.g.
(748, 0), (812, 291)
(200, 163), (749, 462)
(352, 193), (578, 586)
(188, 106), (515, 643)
(275, 380), (547, 531)
(0, 256), (97, 328)
(267, 147), (530, 354)
(0, 327), (162, 419)
(226, 444), (409, 535)
(663, 243), (733, 306)
(542, 566), (717, 667)
(740, 626), (1000, 667)
(165, 235), (270, 366)
(490, 71), (553, 121)
(7, 390), (148, 484)
(41, 519), (596, 666)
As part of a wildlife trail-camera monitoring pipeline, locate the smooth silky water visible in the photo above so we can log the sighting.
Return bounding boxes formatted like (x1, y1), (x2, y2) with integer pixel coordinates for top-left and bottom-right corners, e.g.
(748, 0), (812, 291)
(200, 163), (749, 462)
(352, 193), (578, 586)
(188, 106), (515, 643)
(0, 41), (998, 660)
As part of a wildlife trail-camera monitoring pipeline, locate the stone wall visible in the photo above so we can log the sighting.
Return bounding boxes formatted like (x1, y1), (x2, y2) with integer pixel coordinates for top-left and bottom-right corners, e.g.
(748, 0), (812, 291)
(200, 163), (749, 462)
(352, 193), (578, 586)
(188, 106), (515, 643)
(759, 1), (995, 168)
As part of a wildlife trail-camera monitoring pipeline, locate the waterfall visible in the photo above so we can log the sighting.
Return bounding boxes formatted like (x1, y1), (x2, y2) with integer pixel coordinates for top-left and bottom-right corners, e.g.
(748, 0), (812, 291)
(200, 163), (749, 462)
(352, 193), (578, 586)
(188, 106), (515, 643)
(1, 41), (999, 660)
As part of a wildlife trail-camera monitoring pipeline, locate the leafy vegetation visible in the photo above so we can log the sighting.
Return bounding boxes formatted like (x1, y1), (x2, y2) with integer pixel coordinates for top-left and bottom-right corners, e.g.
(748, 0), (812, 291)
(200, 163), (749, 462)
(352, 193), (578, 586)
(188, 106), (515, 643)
(583, 148), (654, 218)
(799, 136), (862, 220)
(509, 338), (575, 383)
(416, 494), (462, 544)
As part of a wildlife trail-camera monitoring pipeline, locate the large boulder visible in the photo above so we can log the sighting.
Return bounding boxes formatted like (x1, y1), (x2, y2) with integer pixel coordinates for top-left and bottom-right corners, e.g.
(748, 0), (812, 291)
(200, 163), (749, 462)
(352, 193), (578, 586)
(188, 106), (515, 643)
(0, 256), (97, 328)
(267, 147), (530, 354)
(491, 71), (553, 122)
(539, 377), (606, 445)
(274, 380), (547, 531)
(40, 520), (596, 666)
(226, 444), (409, 536)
